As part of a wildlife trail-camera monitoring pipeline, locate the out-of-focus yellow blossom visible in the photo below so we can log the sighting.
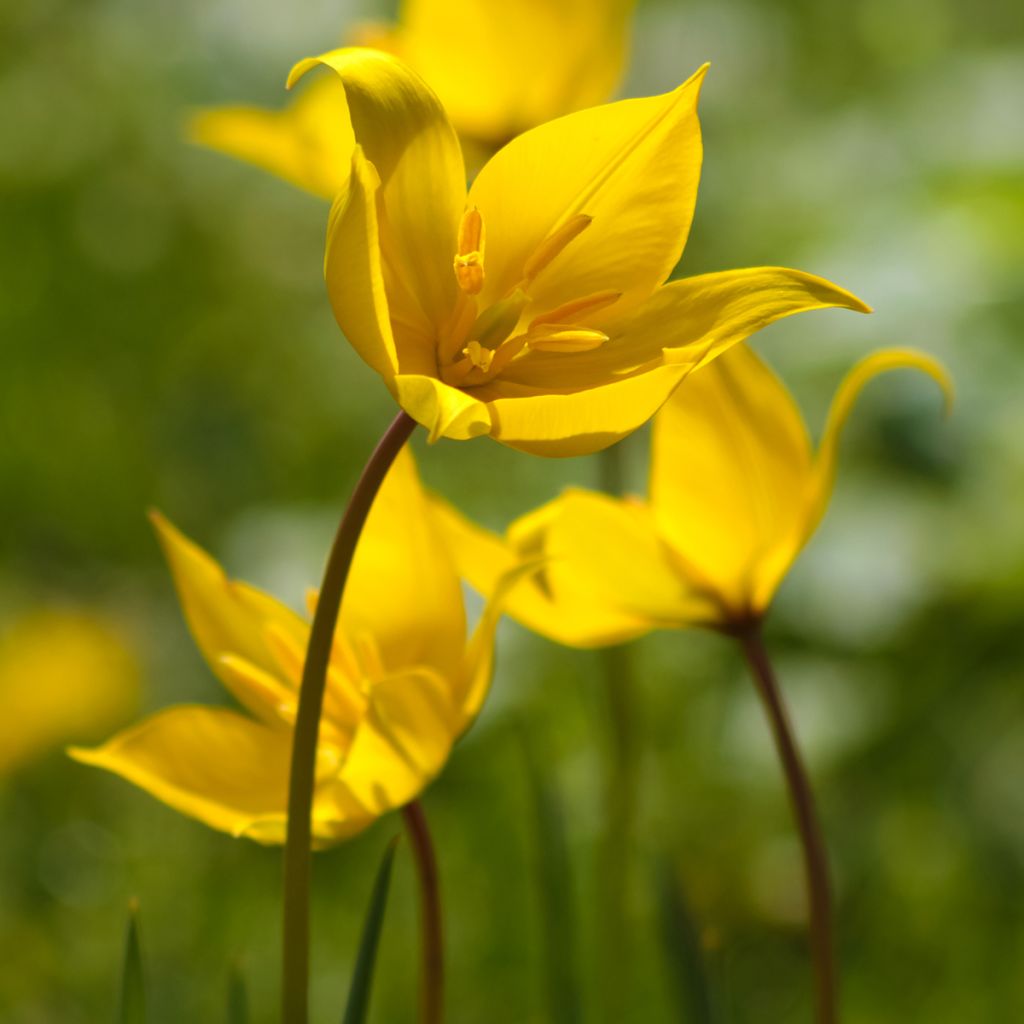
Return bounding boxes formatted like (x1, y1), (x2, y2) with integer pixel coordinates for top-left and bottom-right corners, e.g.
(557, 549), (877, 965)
(279, 49), (868, 455)
(71, 451), (513, 847)
(0, 610), (139, 776)
(190, 0), (636, 192)
(433, 346), (951, 639)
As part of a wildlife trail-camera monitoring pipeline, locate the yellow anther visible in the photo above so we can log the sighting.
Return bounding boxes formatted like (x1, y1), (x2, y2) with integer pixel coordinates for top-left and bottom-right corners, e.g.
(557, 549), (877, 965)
(529, 290), (622, 329)
(454, 208), (485, 294)
(525, 324), (609, 353)
(522, 213), (593, 283)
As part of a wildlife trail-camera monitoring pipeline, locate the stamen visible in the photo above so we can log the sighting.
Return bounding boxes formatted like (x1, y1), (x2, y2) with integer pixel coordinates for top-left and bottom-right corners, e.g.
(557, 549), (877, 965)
(522, 214), (592, 283)
(463, 340), (494, 373)
(525, 324), (609, 353)
(529, 290), (622, 329)
(454, 207), (485, 294)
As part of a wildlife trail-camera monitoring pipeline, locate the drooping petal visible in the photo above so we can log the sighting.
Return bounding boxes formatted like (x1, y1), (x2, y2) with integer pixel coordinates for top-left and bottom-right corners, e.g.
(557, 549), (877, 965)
(337, 668), (458, 817)
(481, 362), (691, 456)
(650, 344), (813, 617)
(188, 74), (355, 198)
(394, 373), (493, 442)
(544, 489), (719, 627)
(499, 267), (871, 391)
(290, 48), (465, 331)
(806, 348), (953, 537)
(430, 495), (654, 648)
(393, 0), (635, 145)
(149, 512), (308, 699)
(468, 66), (706, 319)
(342, 449), (467, 681)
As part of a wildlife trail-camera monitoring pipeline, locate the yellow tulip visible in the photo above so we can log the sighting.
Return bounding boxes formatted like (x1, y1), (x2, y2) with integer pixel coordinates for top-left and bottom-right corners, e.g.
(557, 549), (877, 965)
(276, 48), (867, 455)
(433, 346), (952, 636)
(0, 610), (139, 777)
(71, 450), (510, 847)
(190, 0), (636, 192)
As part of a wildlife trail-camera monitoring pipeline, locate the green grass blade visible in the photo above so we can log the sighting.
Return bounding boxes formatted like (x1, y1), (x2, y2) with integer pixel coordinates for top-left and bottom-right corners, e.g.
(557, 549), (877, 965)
(656, 860), (717, 1024)
(117, 898), (146, 1024)
(520, 728), (583, 1024)
(227, 959), (249, 1024)
(341, 835), (401, 1024)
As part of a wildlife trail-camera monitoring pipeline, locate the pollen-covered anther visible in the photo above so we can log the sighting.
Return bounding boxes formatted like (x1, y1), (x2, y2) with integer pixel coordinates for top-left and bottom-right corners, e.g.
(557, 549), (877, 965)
(525, 324), (610, 353)
(463, 340), (495, 373)
(454, 207), (485, 294)
(522, 213), (593, 283)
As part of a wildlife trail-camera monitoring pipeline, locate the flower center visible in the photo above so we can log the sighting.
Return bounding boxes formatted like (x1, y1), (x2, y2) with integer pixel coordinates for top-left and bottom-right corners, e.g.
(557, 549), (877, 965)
(440, 210), (620, 388)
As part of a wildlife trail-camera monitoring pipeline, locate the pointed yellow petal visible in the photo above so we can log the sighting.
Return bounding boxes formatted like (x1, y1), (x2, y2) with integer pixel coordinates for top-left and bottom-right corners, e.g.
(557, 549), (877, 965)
(807, 347), (953, 535)
(468, 66), (706, 319)
(499, 267), (871, 391)
(544, 488), (719, 627)
(290, 48), (465, 331)
(188, 73), (355, 198)
(650, 344), (813, 617)
(482, 361), (691, 456)
(393, 373), (493, 441)
(149, 512), (307, 696)
(429, 495), (652, 648)
(394, 0), (636, 143)
(338, 668), (457, 817)
(343, 449), (467, 682)
(70, 707), (295, 842)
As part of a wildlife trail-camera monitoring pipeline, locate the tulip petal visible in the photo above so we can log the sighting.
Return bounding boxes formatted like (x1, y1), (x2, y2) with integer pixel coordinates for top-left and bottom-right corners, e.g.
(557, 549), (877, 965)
(325, 149), (400, 381)
(394, 0), (635, 144)
(149, 512), (308, 705)
(188, 74), (355, 198)
(468, 66), (706, 319)
(338, 668), (457, 817)
(343, 449), (467, 681)
(500, 267), (871, 391)
(544, 489), (719, 627)
(291, 48), (465, 331)
(394, 373), (493, 442)
(430, 495), (653, 648)
(807, 347), (953, 536)
(650, 344), (813, 617)
(70, 707), (292, 841)
(483, 362), (691, 456)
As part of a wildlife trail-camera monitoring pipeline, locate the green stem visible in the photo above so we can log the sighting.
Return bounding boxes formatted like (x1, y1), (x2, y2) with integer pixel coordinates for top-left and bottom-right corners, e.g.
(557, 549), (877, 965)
(401, 801), (444, 1024)
(281, 411), (417, 1024)
(735, 620), (837, 1024)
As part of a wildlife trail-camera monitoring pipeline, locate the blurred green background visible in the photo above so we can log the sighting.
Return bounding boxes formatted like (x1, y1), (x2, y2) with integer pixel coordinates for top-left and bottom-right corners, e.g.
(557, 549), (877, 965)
(2, 0), (1023, 1020)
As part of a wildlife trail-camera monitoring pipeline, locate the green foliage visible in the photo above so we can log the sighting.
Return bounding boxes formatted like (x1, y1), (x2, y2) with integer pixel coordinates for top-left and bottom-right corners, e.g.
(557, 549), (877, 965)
(117, 901), (145, 1024)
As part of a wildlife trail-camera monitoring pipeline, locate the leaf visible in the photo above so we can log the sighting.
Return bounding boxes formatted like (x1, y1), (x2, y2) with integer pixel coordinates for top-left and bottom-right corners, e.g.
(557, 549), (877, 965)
(341, 835), (401, 1024)
(520, 726), (583, 1024)
(656, 860), (718, 1024)
(227, 959), (249, 1024)
(117, 898), (146, 1024)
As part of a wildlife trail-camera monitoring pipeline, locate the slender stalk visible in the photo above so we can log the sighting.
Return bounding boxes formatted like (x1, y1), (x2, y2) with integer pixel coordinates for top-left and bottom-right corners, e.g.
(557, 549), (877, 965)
(401, 801), (444, 1024)
(595, 441), (637, 1023)
(734, 620), (836, 1024)
(281, 411), (417, 1024)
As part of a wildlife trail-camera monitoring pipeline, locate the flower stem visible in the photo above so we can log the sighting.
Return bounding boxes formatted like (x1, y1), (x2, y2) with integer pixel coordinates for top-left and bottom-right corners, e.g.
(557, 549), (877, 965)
(735, 621), (837, 1024)
(281, 411), (417, 1024)
(401, 800), (444, 1024)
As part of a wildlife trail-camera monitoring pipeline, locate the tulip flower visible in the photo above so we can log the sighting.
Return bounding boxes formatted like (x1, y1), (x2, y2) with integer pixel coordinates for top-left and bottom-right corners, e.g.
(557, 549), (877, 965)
(190, 0), (636, 193)
(277, 48), (868, 456)
(431, 343), (950, 1024)
(433, 345), (951, 637)
(71, 450), (509, 847)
